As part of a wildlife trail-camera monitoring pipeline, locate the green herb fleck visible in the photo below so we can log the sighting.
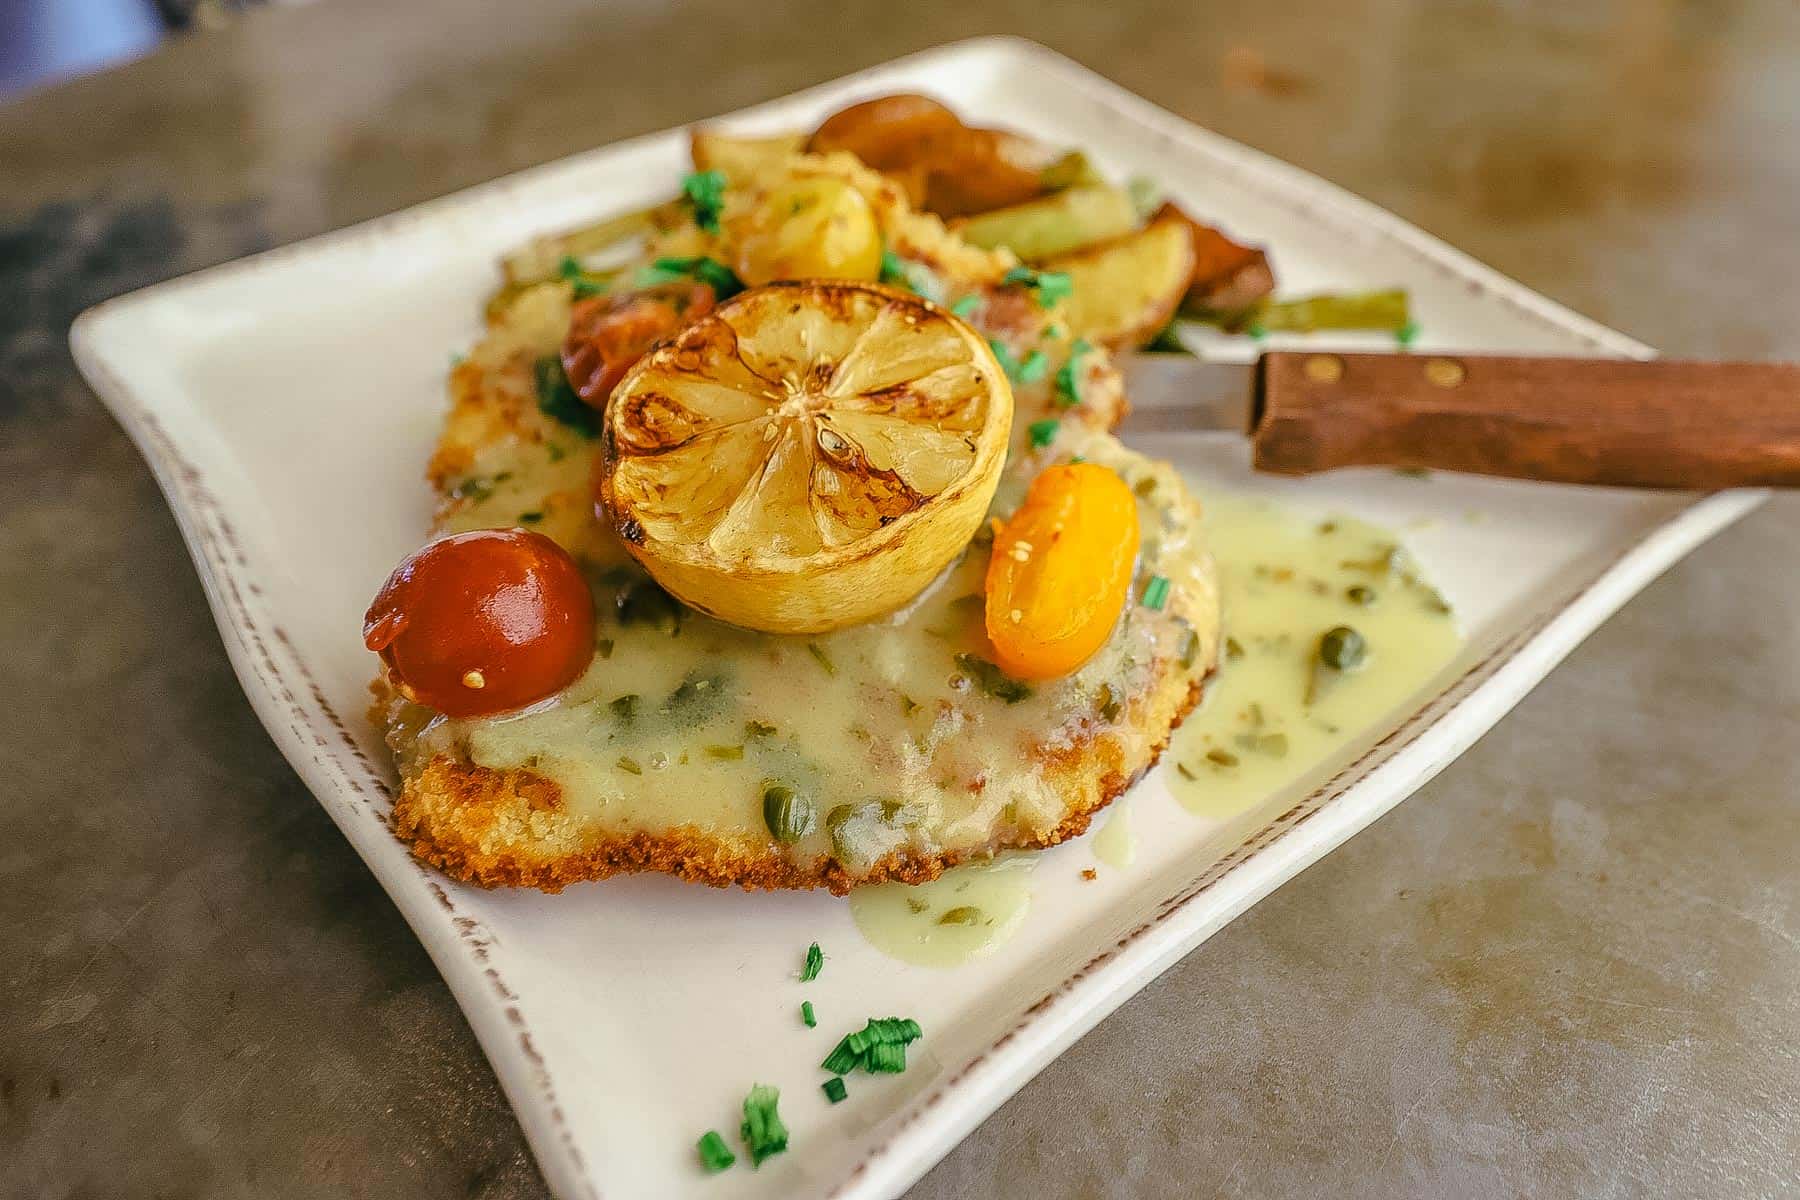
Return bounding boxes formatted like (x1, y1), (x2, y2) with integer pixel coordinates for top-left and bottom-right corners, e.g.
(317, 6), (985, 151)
(800, 941), (825, 982)
(696, 1129), (736, 1173)
(1225, 636), (1245, 660)
(1395, 319), (1420, 348)
(988, 338), (1022, 379)
(1141, 575), (1171, 611)
(1176, 762), (1197, 781)
(806, 642), (836, 675)
(616, 578), (682, 634)
(616, 756), (643, 776)
(938, 905), (981, 926)
(879, 248), (914, 291)
(739, 1085), (788, 1168)
(1178, 627), (1200, 669)
(745, 719), (777, 738)
(609, 694), (640, 721)
(1245, 321), (1267, 340)
(1053, 338), (1091, 407)
(1394, 467), (1432, 479)
(636, 255), (743, 299)
(951, 295), (980, 320)
(802, 1000), (817, 1028)
(1097, 682), (1123, 723)
(533, 357), (600, 436)
(1027, 418), (1060, 449)
(596, 638), (615, 660)
(706, 744), (744, 760)
(1001, 266), (1072, 308)
(1346, 585), (1377, 606)
(764, 786), (815, 844)
(954, 653), (1033, 703)
(681, 169), (728, 233)
(518, 510), (544, 524)
(1205, 748), (1239, 768)
(1016, 349), (1050, 384)
(822, 1076), (847, 1104)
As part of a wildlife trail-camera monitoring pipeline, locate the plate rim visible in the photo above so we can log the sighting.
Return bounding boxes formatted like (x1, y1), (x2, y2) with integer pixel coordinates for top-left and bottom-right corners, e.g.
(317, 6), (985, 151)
(68, 34), (1767, 1200)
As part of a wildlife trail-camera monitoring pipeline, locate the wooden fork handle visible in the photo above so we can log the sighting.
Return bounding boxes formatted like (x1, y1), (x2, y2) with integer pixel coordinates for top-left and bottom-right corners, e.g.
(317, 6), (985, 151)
(1253, 352), (1800, 488)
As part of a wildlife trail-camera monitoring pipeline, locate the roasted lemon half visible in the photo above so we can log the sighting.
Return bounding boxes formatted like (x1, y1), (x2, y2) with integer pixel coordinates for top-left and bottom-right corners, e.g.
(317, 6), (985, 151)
(599, 281), (1013, 633)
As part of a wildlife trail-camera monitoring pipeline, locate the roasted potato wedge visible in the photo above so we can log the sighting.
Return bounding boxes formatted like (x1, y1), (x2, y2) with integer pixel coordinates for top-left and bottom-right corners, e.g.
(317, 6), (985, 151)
(1043, 213), (1197, 349)
(807, 93), (1064, 217)
(955, 185), (1140, 262)
(1158, 202), (1275, 324)
(689, 129), (808, 184)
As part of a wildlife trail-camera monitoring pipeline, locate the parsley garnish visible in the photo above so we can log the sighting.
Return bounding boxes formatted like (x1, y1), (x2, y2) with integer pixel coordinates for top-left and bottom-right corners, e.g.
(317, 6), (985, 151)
(1001, 266), (1073, 308)
(697, 1129), (736, 1172)
(533, 357), (600, 436)
(681, 169), (728, 233)
(951, 295), (980, 320)
(1053, 338), (1092, 407)
(1016, 349), (1049, 384)
(800, 942), (825, 982)
(739, 1084), (788, 1167)
(1026, 417), (1060, 450)
(636, 255), (744, 299)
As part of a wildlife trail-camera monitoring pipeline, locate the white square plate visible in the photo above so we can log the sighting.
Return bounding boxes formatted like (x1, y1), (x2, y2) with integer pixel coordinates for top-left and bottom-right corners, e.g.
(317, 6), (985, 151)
(71, 37), (1761, 1200)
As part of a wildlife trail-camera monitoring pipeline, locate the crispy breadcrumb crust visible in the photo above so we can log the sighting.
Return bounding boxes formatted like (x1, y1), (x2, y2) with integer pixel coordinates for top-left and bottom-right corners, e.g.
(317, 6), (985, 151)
(387, 667), (1208, 896)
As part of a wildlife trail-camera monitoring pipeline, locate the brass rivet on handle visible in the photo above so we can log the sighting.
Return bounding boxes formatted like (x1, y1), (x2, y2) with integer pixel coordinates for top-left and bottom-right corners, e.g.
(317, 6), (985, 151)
(1424, 357), (1466, 388)
(1303, 354), (1344, 383)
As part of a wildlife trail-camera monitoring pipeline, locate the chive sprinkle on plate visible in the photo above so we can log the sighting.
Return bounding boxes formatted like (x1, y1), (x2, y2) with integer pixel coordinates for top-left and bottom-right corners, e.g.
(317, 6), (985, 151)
(800, 942), (824, 982)
(801, 1000), (817, 1028)
(696, 1129), (735, 1173)
(739, 1084), (789, 1167)
(822, 1076), (848, 1104)
(821, 1017), (924, 1076)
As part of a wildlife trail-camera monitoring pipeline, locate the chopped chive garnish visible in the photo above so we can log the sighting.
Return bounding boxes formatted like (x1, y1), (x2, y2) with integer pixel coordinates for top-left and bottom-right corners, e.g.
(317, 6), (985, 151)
(822, 1076), (847, 1104)
(951, 295), (980, 320)
(616, 756), (643, 775)
(987, 338), (1022, 380)
(806, 643), (835, 675)
(1027, 418), (1060, 450)
(681, 169), (727, 233)
(697, 1129), (736, 1172)
(820, 1017), (924, 1075)
(1053, 337), (1091, 407)
(802, 1000), (817, 1028)
(609, 694), (639, 720)
(1016, 350), (1049, 384)
(534, 356), (601, 437)
(745, 719), (777, 738)
(705, 744), (744, 760)
(1395, 319), (1420, 348)
(596, 637), (615, 660)
(1001, 266), (1072, 308)
(1141, 575), (1171, 611)
(518, 510), (544, 523)
(1245, 321), (1267, 340)
(739, 1084), (788, 1168)
(800, 942), (824, 982)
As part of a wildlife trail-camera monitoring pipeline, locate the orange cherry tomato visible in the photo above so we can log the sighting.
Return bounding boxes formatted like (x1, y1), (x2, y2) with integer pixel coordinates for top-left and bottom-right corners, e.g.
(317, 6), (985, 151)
(363, 529), (595, 718)
(561, 282), (715, 409)
(984, 463), (1140, 681)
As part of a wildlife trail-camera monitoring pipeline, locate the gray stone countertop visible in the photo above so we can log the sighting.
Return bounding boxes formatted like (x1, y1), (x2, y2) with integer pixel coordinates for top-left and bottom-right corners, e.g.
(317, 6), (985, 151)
(4, 1), (1797, 1195)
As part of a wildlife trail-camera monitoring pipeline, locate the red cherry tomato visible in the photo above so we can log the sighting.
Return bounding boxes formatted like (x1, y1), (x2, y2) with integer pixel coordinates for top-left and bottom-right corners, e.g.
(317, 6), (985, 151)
(363, 529), (596, 718)
(561, 282), (715, 409)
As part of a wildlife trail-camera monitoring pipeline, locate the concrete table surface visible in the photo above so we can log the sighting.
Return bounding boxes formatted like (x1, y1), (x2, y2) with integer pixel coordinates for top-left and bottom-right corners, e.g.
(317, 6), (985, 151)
(5, 1), (1798, 1196)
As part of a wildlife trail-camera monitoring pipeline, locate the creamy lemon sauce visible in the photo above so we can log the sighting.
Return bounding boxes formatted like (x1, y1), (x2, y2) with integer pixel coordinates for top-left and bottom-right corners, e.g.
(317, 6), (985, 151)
(1092, 798), (1136, 869)
(394, 423), (1218, 871)
(1165, 492), (1462, 821)
(847, 856), (1036, 968)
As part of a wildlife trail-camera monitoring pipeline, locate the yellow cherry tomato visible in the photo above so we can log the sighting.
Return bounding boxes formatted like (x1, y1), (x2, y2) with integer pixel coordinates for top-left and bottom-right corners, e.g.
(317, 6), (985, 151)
(733, 178), (883, 286)
(984, 463), (1140, 681)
